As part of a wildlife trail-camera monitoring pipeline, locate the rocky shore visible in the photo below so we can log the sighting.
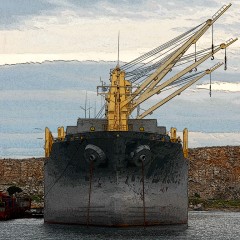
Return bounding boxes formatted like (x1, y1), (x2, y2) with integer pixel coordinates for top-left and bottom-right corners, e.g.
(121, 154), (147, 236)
(0, 146), (239, 210)
(188, 146), (240, 211)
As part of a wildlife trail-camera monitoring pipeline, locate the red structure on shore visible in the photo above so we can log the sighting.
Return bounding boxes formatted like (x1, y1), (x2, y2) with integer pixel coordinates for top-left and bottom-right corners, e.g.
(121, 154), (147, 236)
(0, 191), (31, 220)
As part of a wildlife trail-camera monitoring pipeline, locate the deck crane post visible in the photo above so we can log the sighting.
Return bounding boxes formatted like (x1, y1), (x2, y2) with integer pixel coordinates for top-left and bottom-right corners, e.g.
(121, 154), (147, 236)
(45, 127), (54, 157)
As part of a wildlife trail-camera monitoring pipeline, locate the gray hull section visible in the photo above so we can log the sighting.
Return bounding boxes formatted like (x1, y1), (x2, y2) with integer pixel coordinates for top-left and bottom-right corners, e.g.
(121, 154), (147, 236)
(44, 131), (188, 226)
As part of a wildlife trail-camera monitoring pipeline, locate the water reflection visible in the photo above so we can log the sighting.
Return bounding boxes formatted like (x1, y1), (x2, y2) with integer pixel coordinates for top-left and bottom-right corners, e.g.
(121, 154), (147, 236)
(1, 212), (239, 240)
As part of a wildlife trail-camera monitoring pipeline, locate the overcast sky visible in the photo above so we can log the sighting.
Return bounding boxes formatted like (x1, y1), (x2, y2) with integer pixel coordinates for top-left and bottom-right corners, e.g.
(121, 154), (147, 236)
(0, 0), (239, 68)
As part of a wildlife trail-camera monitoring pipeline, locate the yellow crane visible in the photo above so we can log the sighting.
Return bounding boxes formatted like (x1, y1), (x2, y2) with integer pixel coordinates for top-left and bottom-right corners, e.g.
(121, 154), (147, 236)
(45, 3), (238, 158)
(104, 3), (237, 131)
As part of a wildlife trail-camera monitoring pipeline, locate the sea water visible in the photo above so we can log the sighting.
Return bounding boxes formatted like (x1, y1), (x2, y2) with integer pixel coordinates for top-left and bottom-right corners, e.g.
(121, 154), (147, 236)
(0, 211), (239, 240)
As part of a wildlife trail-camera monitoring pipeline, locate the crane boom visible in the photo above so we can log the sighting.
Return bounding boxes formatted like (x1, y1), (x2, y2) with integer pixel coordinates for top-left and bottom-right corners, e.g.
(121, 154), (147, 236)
(120, 3), (232, 109)
(139, 3), (232, 96)
(136, 62), (223, 119)
(104, 3), (237, 131)
(131, 38), (237, 110)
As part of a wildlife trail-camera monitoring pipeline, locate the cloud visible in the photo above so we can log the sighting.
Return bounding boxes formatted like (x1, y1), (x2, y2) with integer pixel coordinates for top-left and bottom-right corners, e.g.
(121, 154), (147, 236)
(0, 0), (56, 29)
(0, 0), (238, 68)
(188, 131), (240, 148)
(196, 82), (240, 92)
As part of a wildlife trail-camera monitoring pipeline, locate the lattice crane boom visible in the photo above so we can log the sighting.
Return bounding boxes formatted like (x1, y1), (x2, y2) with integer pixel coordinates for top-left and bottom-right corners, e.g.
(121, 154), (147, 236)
(137, 62), (224, 119)
(104, 3), (236, 131)
(120, 3), (232, 110)
(131, 38), (238, 111)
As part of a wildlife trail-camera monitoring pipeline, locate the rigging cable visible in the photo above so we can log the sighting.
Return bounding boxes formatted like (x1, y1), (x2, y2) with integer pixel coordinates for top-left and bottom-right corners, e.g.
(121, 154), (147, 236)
(224, 47), (227, 70)
(209, 71), (212, 97)
(126, 46), (212, 83)
(194, 42), (197, 71)
(160, 71), (205, 92)
(127, 47), (212, 84)
(211, 24), (214, 60)
(121, 22), (204, 70)
(125, 30), (199, 77)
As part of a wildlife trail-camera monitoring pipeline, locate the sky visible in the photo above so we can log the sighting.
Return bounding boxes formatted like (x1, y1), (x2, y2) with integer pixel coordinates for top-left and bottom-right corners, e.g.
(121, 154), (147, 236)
(0, 1), (239, 157)
(0, 0), (239, 67)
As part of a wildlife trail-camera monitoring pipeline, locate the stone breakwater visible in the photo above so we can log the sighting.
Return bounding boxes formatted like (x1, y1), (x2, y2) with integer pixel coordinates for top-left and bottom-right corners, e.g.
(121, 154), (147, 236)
(188, 146), (240, 200)
(0, 146), (239, 200)
(0, 158), (44, 197)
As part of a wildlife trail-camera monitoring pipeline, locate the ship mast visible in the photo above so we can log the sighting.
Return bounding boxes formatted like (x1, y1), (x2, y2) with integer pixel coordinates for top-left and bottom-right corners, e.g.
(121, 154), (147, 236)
(106, 66), (132, 131)
(106, 31), (132, 131)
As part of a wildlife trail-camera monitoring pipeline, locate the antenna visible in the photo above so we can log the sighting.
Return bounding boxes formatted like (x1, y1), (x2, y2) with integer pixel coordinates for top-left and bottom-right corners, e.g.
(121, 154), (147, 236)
(117, 31), (120, 67)
(80, 90), (88, 118)
(94, 100), (96, 117)
(85, 91), (87, 118)
(88, 99), (91, 118)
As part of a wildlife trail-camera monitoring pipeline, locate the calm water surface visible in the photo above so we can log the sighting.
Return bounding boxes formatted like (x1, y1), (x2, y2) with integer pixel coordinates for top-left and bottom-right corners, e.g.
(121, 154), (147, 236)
(0, 211), (239, 240)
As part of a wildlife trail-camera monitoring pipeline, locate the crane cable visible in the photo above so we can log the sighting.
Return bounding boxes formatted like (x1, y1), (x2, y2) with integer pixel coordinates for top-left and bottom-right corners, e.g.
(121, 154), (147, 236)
(133, 70), (204, 94)
(126, 46), (212, 80)
(224, 47), (227, 70)
(194, 42), (197, 71)
(121, 22), (204, 70)
(124, 31), (198, 75)
(161, 71), (205, 92)
(211, 24), (215, 60)
(209, 72), (212, 97)
(127, 47), (212, 83)
(128, 49), (203, 82)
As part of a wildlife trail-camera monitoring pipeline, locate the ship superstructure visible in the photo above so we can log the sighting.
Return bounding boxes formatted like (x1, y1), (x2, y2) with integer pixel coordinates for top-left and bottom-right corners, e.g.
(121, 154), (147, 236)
(44, 4), (237, 226)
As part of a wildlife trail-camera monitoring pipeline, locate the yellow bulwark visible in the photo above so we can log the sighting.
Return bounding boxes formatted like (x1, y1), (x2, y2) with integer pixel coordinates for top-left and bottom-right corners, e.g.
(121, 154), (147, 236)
(58, 126), (65, 140)
(183, 128), (188, 158)
(106, 66), (132, 131)
(170, 127), (188, 158)
(170, 127), (177, 142)
(45, 127), (54, 157)
(45, 126), (65, 157)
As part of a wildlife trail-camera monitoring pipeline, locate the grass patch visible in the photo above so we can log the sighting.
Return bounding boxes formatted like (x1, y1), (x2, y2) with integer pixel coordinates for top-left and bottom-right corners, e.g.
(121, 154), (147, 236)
(205, 199), (240, 209)
(31, 195), (43, 203)
(189, 198), (240, 209)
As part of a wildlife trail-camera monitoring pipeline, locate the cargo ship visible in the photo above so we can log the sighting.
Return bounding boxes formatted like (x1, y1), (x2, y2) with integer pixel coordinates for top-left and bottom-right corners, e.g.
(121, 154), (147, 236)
(44, 4), (237, 226)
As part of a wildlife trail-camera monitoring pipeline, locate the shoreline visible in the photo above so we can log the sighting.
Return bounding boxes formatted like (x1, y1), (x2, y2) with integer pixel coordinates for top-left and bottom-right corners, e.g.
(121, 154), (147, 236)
(189, 208), (240, 212)
(1, 146), (240, 213)
(188, 198), (240, 212)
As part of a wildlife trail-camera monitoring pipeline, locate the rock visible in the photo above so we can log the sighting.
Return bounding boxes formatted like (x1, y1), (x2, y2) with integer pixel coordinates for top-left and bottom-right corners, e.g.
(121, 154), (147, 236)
(188, 146), (240, 200)
(193, 203), (203, 211)
(0, 158), (44, 197)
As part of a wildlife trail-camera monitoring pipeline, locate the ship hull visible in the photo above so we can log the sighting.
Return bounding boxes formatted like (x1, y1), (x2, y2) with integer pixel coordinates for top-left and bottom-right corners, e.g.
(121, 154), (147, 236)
(44, 131), (188, 226)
